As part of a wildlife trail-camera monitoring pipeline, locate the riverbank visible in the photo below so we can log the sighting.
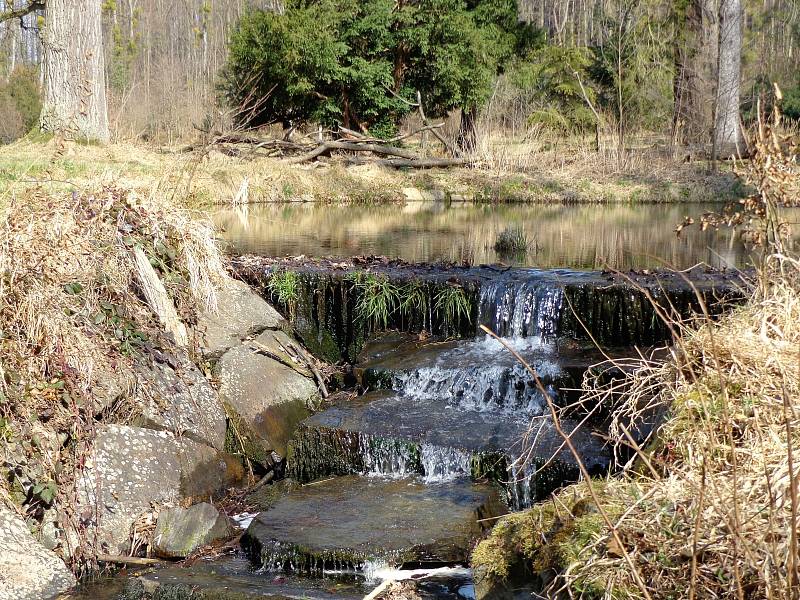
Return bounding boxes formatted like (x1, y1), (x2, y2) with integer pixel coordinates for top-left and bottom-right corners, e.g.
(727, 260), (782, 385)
(0, 138), (741, 206)
(0, 184), (325, 597)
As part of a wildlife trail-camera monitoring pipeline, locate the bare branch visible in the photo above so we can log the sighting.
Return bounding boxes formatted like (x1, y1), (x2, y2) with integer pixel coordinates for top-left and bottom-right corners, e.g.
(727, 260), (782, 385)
(0, 0), (44, 24)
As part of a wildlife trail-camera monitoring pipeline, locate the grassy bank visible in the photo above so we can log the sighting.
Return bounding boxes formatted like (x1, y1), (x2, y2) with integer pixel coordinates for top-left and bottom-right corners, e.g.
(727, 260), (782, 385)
(0, 137), (742, 206)
(0, 183), (226, 570)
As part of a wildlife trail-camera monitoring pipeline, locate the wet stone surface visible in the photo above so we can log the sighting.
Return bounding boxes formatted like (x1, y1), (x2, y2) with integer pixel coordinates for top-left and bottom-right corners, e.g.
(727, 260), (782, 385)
(289, 391), (611, 507)
(242, 475), (506, 573)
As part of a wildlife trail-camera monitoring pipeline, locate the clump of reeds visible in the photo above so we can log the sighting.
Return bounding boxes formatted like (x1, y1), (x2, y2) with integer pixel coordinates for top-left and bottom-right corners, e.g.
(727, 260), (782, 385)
(493, 225), (530, 255)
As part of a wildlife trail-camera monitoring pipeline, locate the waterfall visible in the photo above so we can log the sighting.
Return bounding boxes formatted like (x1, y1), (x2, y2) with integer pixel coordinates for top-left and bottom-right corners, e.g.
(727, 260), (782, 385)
(420, 444), (471, 483)
(392, 363), (557, 415)
(359, 436), (472, 483)
(477, 276), (564, 339)
(360, 436), (419, 479)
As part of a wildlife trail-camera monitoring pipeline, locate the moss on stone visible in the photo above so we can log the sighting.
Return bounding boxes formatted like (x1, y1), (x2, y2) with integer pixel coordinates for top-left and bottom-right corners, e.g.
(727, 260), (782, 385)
(472, 484), (624, 598)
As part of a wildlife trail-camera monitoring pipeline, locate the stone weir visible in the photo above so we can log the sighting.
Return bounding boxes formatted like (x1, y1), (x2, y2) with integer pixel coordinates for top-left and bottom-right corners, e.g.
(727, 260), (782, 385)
(232, 256), (745, 363)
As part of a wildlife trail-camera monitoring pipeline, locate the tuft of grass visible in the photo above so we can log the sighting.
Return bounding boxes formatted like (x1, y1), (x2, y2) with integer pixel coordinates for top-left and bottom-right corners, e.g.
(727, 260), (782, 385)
(268, 269), (300, 309)
(400, 279), (430, 326)
(434, 284), (472, 329)
(350, 272), (401, 330)
(493, 225), (530, 255)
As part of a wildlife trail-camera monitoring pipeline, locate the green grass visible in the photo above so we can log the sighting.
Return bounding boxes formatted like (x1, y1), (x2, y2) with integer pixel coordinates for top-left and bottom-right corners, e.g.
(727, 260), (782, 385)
(434, 284), (471, 328)
(268, 270), (300, 308)
(400, 280), (430, 323)
(350, 272), (401, 329)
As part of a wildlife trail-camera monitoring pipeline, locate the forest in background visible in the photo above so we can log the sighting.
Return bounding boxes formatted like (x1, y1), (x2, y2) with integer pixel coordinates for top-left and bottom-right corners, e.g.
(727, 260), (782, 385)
(0, 0), (797, 165)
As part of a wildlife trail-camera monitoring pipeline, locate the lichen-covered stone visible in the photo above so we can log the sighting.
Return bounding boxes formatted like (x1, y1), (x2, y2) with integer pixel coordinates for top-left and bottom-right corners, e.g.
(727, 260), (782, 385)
(0, 506), (75, 600)
(217, 334), (317, 464)
(152, 503), (233, 559)
(74, 425), (244, 554)
(135, 356), (226, 450)
(196, 277), (286, 361)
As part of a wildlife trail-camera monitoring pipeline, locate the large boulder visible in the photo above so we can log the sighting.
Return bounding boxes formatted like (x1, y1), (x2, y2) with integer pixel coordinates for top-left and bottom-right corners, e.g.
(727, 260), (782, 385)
(217, 330), (318, 466)
(135, 355), (226, 450)
(151, 503), (233, 559)
(196, 277), (286, 361)
(0, 507), (75, 600)
(73, 425), (243, 555)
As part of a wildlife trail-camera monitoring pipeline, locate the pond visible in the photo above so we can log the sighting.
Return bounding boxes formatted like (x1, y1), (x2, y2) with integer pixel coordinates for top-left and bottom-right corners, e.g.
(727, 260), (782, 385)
(212, 201), (795, 270)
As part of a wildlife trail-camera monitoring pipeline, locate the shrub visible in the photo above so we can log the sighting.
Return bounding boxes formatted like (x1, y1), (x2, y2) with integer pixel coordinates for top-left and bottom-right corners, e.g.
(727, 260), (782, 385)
(494, 225), (529, 255)
(220, 0), (536, 134)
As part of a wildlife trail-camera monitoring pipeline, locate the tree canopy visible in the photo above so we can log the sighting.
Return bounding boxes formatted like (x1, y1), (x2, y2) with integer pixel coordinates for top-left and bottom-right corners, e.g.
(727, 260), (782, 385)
(220, 0), (538, 135)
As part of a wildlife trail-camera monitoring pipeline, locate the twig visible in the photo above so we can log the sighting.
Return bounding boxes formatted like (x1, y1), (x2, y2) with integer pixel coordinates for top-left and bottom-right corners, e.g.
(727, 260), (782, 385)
(96, 554), (166, 566)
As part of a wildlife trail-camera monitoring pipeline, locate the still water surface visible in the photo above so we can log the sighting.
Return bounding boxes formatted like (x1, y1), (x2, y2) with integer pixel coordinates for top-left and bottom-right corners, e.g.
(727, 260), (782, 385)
(213, 201), (794, 270)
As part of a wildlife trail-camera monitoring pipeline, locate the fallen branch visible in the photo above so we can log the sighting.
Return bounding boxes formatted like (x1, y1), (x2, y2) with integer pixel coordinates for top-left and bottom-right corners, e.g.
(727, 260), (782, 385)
(347, 156), (473, 169)
(284, 140), (419, 164)
(287, 340), (329, 398)
(96, 554), (166, 566)
(416, 91), (457, 157)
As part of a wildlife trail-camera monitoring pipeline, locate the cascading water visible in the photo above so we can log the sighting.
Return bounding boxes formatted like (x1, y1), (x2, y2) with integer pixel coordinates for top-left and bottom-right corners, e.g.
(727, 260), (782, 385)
(477, 276), (565, 339)
(393, 364), (553, 415)
(419, 444), (471, 483)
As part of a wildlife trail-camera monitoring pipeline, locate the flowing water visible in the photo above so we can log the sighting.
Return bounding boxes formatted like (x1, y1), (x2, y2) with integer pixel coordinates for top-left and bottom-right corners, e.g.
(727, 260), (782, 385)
(213, 201), (800, 270)
(97, 202), (747, 597)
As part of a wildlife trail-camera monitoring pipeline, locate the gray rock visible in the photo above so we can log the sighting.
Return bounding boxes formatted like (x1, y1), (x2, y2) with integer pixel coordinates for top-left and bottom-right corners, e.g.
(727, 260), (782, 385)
(0, 507), (75, 600)
(90, 360), (136, 415)
(242, 475), (506, 572)
(152, 503), (233, 559)
(197, 277), (286, 360)
(136, 356), (226, 450)
(217, 330), (318, 465)
(73, 425), (244, 555)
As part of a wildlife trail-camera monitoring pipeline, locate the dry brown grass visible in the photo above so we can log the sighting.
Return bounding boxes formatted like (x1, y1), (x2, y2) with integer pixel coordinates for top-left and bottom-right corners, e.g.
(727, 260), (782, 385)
(0, 184), (226, 567)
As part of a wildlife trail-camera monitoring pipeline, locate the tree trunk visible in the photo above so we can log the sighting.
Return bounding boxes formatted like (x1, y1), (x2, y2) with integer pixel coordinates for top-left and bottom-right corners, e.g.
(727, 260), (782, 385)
(673, 0), (719, 146)
(457, 106), (477, 154)
(713, 0), (742, 158)
(40, 0), (109, 142)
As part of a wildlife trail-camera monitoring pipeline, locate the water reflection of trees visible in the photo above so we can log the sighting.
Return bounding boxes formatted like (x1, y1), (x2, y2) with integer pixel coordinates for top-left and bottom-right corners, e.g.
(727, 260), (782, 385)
(213, 203), (795, 270)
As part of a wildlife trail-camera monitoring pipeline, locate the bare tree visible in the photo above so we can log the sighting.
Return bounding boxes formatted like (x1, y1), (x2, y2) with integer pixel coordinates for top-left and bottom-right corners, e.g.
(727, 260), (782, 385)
(714, 0), (742, 157)
(39, 0), (109, 142)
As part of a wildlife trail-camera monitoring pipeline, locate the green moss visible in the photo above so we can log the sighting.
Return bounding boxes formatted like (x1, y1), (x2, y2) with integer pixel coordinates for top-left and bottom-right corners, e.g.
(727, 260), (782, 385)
(473, 485), (624, 596)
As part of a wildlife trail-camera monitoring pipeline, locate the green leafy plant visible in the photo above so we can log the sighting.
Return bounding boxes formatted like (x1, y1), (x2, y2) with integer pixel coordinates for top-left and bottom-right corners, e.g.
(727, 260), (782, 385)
(400, 279), (430, 327)
(351, 272), (401, 329)
(435, 284), (472, 329)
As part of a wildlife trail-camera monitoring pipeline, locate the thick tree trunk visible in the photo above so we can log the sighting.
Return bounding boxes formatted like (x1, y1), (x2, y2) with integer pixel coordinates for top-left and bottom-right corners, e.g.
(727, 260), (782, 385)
(673, 0), (719, 146)
(714, 0), (742, 157)
(40, 0), (109, 142)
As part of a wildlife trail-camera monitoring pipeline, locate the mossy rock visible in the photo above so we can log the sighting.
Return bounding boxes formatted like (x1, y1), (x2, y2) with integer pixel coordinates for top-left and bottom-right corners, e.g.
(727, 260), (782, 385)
(472, 487), (623, 599)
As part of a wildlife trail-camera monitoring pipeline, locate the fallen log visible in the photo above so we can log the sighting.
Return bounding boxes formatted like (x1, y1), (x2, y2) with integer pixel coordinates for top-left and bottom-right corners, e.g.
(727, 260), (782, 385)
(348, 156), (473, 169)
(284, 140), (419, 164)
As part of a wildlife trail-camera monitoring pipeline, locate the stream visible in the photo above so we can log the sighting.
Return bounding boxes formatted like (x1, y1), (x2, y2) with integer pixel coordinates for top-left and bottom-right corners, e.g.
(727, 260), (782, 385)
(77, 201), (749, 599)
